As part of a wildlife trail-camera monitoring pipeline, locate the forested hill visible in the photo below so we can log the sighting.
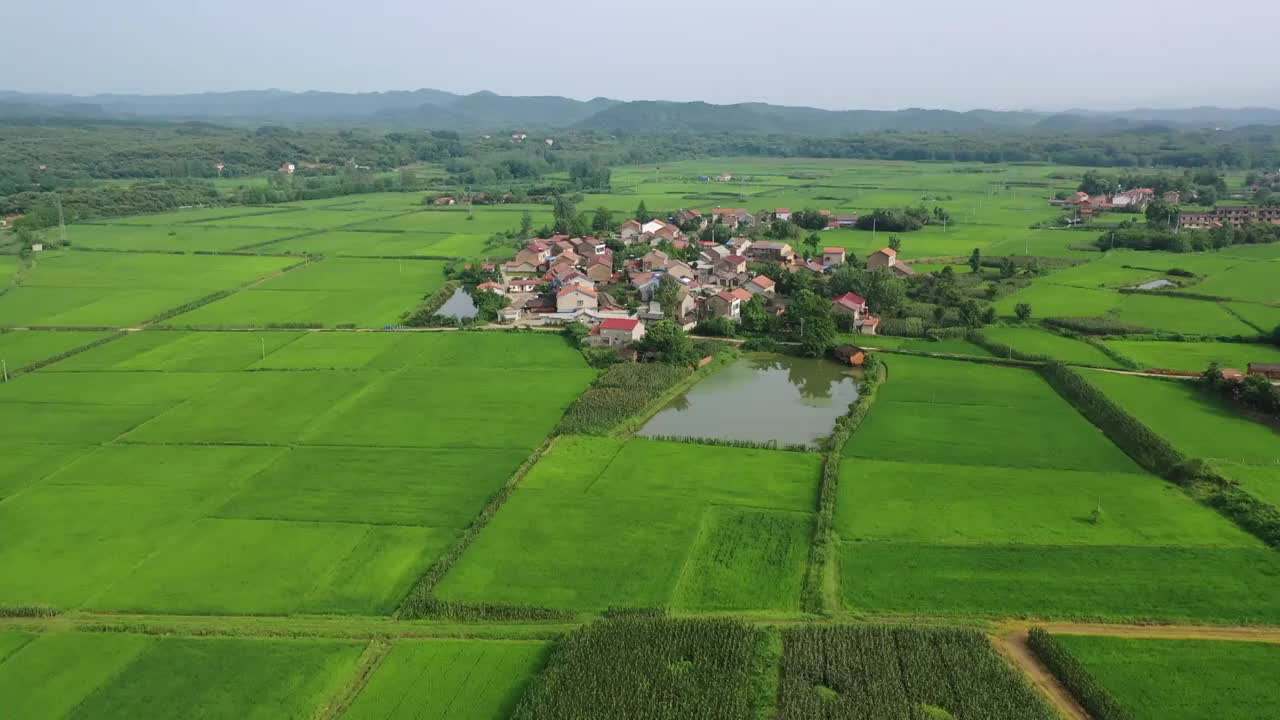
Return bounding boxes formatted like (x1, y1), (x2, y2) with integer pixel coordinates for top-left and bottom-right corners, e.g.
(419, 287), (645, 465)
(2, 88), (1278, 133)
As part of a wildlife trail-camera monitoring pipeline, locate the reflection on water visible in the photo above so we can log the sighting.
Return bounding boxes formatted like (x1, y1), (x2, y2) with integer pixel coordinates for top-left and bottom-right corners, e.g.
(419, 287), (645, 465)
(638, 354), (861, 447)
(437, 288), (479, 319)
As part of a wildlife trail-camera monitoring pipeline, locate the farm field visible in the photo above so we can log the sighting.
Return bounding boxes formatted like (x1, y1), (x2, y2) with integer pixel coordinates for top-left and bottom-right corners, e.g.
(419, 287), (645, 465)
(0, 252), (296, 327)
(436, 437), (820, 611)
(342, 640), (549, 720)
(0, 331), (593, 614)
(779, 625), (1055, 719)
(855, 333), (994, 356)
(60, 223), (296, 252)
(1084, 371), (1280, 507)
(168, 257), (448, 327)
(1102, 339), (1280, 372)
(0, 632), (363, 719)
(976, 325), (1121, 366)
(1050, 634), (1280, 720)
(0, 330), (114, 372)
(837, 354), (1279, 622)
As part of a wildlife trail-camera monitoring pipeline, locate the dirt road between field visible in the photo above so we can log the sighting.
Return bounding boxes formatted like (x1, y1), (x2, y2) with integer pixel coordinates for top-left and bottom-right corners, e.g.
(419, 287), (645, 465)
(993, 627), (1090, 720)
(994, 621), (1280, 720)
(1026, 621), (1280, 643)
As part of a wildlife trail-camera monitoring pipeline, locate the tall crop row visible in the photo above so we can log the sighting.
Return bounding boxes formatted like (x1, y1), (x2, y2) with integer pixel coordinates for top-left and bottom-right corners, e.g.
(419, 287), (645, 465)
(778, 625), (1056, 720)
(556, 363), (692, 435)
(511, 617), (768, 720)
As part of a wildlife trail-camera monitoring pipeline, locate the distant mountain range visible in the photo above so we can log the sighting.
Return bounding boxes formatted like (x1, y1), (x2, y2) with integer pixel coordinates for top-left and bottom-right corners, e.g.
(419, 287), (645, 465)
(3, 88), (1279, 134)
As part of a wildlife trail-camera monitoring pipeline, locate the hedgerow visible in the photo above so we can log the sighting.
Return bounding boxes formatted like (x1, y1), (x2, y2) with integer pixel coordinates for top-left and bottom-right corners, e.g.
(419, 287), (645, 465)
(1026, 628), (1132, 720)
(779, 625), (1057, 719)
(1042, 363), (1280, 547)
(511, 617), (769, 720)
(0, 605), (59, 618)
(1044, 317), (1152, 335)
(801, 354), (883, 614)
(403, 599), (572, 622)
(641, 434), (813, 452)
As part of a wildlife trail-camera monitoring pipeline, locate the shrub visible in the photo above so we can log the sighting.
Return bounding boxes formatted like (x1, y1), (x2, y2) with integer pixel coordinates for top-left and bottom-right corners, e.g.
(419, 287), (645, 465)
(1044, 317), (1152, 335)
(878, 317), (926, 337)
(557, 363), (694, 435)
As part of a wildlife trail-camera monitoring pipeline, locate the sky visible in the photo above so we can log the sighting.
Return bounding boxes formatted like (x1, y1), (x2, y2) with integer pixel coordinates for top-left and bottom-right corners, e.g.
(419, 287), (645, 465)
(5, 0), (1279, 111)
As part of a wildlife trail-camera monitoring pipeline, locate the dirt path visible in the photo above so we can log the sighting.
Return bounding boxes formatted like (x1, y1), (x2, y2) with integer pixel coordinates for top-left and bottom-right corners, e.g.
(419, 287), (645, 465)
(1027, 621), (1280, 643)
(993, 627), (1090, 720)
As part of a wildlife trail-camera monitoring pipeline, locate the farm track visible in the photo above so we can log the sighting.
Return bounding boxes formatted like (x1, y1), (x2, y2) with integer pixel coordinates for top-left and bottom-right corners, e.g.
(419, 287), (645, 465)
(993, 627), (1090, 720)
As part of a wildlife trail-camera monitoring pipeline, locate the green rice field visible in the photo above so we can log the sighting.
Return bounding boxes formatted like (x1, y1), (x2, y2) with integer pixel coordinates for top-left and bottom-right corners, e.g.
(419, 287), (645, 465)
(837, 354), (1279, 622)
(1050, 634), (1280, 720)
(436, 437), (820, 611)
(1103, 339), (1280, 372)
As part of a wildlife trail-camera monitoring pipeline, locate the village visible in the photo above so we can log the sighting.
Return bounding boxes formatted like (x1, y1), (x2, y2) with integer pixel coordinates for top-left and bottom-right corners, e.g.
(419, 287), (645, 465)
(462, 208), (909, 347)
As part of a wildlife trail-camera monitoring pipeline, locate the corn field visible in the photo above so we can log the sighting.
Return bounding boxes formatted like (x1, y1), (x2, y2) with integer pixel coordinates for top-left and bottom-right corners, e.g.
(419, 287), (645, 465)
(778, 626), (1056, 720)
(511, 617), (768, 719)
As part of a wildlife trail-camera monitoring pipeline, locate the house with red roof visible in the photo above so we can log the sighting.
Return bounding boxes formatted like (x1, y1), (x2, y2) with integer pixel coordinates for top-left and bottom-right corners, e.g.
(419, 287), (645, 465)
(775, 208), (792, 221)
(586, 317), (646, 347)
(506, 277), (539, 293)
(708, 288), (753, 321)
(744, 275), (776, 296)
(475, 281), (505, 295)
(832, 292), (868, 321)
(585, 255), (614, 283)
(822, 247), (847, 267)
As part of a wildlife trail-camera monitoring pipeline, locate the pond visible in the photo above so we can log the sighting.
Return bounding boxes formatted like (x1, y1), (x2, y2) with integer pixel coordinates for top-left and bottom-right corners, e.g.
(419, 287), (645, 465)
(437, 287), (478, 319)
(637, 354), (861, 448)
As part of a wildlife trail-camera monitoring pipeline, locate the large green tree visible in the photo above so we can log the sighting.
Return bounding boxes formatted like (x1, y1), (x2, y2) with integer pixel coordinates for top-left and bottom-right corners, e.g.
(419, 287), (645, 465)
(786, 290), (837, 358)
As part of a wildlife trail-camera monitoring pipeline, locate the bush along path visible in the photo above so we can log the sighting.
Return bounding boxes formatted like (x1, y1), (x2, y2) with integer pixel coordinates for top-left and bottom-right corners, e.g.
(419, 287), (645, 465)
(801, 353), (884, 615)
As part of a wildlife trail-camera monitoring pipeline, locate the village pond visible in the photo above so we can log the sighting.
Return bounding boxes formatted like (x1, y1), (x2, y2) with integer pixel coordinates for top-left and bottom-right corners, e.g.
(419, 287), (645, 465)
(638, 354), (861, 448)
(436, 287), (479, 319)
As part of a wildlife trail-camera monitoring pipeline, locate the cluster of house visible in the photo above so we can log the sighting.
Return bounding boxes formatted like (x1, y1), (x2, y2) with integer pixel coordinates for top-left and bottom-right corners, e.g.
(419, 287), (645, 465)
(474, 211), (914, 344)
(1051, 188), (1175, 220)
(1178, 205), (1280, 230)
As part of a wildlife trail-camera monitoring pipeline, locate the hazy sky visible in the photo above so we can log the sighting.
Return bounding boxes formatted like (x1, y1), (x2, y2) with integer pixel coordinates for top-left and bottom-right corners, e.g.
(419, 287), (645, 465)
(6, 0), (1279, 110)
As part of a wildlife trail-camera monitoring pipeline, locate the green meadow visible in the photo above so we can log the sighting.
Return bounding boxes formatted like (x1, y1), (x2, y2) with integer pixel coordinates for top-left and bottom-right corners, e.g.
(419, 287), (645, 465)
(1102, 339), (1280, 372)
(0, 330), (114, 372)
(977, 325), (1121, 366)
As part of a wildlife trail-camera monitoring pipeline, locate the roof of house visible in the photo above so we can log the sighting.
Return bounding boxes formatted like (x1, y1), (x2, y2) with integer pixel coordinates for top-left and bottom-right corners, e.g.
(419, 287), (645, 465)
(823, 247), (846, 254)
(722, 254), (748, 264)
(715, 288), (753, 303)
(748, 275), (776, 289)
(587, 254), (612, 266)
(599, 318), (641, 332)
(776, 207), (791, 213)
(1249, 363), (1280, 372)
(752, 241), (791, 251)
(557, 285), (597, 298)
(631, 271), (658, 287)
(871, 247), (897, 257)
(834, 292), (867, 309)
(862, 314), (881, 326)
(476, 281), (504, 291)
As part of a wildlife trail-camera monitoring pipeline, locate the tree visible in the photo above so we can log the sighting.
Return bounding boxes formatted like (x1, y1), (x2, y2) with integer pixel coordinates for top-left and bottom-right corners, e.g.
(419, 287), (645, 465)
(958, 300), (984, 328)
(1078, 170), (1112, 196)
(999, 257), (1017, 278)
(1145, 199), (1178, 229)
(635, 201), (651, 223)
(1014, 303), (1033, 321)
(638, 320), (698, 365)
(888, 235), (901, 252)
(591, 206), (613, 233)
(654, 274), (681, 319)
(786, 290), (837, 358)
(968, 248), (981, 273)
(804, 232), (821, 257)
(791, 208), (829, 231)
(519, 211), (533, 238)
(553, 194), (582, 235)
(740, 294), (771, 334)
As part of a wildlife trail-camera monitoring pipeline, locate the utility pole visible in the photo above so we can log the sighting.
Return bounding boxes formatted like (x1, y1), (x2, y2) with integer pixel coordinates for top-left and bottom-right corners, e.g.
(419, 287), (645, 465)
(260, 337), (265, 361)
(2, 359), (7, 383)
(54, 194), (67, 245)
